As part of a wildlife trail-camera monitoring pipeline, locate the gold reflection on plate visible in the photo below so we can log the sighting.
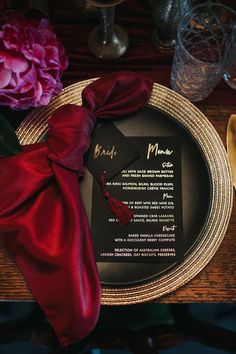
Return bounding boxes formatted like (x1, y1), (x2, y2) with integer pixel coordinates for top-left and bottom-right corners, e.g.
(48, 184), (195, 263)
(16, 79), (233, 305)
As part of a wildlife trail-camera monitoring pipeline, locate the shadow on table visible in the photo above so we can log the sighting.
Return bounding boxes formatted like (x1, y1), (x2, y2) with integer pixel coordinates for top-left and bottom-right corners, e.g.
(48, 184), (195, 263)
(0, 303), (236, 354)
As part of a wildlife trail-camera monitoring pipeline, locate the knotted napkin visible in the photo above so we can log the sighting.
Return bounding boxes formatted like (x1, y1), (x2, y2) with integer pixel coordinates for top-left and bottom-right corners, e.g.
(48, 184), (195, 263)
(0, 72), (153, 346)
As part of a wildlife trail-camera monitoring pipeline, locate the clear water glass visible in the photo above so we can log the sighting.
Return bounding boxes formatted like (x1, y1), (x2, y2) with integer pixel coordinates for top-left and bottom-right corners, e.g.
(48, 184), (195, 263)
(224, 57), (236, 90)
(171, 3), (236, 102)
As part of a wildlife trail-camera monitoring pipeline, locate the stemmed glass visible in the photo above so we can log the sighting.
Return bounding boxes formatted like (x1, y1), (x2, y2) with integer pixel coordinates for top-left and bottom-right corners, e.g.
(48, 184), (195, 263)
(87, 0), (129, 60)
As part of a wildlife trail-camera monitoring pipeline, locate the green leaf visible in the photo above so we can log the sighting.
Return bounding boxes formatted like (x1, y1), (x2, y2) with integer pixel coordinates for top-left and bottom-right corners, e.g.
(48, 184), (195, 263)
(0, 113), (21, 157)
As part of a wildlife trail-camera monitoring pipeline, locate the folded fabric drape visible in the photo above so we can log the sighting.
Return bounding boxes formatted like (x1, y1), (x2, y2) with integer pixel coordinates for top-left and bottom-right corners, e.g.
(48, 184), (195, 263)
(0, 72), (153, 346)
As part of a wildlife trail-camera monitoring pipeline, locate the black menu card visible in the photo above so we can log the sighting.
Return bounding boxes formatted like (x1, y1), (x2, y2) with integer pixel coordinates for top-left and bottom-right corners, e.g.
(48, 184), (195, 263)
(86, 123), (139, 182)
(88, 124), (183, 263)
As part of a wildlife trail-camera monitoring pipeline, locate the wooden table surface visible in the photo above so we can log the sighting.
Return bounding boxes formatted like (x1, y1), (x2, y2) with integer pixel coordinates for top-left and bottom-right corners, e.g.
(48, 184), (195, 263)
(0, 0), (236, 303)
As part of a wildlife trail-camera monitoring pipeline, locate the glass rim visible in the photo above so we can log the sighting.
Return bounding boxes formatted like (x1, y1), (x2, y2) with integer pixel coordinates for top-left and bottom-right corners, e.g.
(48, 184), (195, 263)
(176, 2), (236, 66)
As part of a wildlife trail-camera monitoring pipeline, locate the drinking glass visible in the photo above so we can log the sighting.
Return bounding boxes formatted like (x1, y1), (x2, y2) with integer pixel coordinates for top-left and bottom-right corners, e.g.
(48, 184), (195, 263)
(171, 3), (236, 102)
(223, 47), (236, 90)
(87, 0), (129, 60)
(150, 0), (192, 53)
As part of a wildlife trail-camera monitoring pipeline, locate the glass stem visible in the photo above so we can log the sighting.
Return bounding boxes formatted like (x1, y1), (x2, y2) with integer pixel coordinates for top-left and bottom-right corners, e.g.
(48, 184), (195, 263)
(98, 6), (115, 45)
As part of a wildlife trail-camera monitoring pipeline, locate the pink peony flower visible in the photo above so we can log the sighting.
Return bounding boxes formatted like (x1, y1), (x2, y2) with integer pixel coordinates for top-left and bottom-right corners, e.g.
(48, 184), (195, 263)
(0, 15), (68, 110)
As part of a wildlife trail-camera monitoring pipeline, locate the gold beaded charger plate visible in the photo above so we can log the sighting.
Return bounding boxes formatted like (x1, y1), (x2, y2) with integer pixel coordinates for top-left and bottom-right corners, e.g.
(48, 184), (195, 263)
(16, 79), (233, 305)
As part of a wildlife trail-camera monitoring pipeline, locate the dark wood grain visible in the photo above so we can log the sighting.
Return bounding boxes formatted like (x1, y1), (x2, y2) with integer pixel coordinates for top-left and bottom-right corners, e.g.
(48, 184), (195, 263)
(0, 0), (236, 303)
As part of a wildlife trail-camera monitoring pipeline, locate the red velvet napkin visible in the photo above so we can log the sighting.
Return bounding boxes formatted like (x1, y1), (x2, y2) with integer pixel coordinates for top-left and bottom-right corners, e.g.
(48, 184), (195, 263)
(0, 72), (153, 346)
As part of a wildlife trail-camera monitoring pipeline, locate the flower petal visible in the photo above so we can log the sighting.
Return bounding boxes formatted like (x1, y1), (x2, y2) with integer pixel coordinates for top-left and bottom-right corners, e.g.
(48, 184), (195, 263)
(0, 65), (12, 88)
(4, 53), (28, 73)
